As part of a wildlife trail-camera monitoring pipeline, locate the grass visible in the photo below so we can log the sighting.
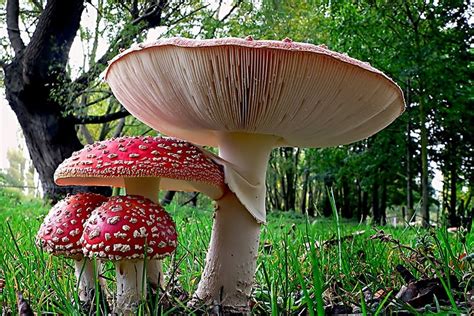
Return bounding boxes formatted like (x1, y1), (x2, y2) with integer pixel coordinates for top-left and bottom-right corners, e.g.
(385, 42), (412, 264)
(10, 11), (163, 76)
(0, 188), (472, 315)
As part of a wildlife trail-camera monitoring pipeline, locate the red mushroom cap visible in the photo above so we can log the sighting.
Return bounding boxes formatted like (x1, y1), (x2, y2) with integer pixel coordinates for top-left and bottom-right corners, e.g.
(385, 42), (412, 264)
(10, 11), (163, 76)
(36, 193), (108, 258)
(54, 136), (225, 200)
(82, 195), (177, 261)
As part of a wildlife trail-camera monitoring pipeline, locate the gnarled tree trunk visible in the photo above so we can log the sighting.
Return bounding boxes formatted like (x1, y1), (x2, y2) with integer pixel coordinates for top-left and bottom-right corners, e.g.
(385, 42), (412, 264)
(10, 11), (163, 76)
(3, 0), (171, 201)
(3, 0), (87, 201)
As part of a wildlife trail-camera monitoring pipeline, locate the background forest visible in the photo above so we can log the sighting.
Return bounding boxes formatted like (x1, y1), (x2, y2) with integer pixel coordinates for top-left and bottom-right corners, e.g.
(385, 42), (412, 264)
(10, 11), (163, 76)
(0, 0), (472, 228)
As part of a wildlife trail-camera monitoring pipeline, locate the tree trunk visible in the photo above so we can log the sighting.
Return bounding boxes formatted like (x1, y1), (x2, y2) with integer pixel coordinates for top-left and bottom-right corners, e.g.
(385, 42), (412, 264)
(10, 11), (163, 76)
(161, 190), (176, 206)
(406, 117), (415, 222)
(307, 186), (316, 217)
(3, 0), (92, 201)
(419, 96), (430, 227)
(3, 0), (167, 201)
(356, 180), (363, 222)
(323, 181), (333, 217)
(380, 181), (387, 226)
(341, 177), (352, 218)
(361, 191), (369, 223)
(448, 158), (458, 226)
(300, 168), (309, 214)
(372, 181), (380, 225)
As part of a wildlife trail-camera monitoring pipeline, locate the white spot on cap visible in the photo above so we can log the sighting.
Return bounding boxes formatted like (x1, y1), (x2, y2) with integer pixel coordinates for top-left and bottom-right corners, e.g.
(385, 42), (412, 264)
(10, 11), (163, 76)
(89, 229), (100, 239)
(107, 216), (121, 224)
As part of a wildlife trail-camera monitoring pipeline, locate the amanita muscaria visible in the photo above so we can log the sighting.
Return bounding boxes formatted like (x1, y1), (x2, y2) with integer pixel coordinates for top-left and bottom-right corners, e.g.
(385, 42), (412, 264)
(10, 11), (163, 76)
(36, 192), (108, 304)
(105, 37), (405, 312)
(54, 136), (225, 289)
(82, 195), (177, 314)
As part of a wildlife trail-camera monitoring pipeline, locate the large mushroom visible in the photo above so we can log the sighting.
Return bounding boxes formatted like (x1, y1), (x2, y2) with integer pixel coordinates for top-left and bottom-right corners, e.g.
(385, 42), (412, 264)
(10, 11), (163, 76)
(82, 195), (177, 313)
(105, 37), (405, 312)
(54, 136), (225, 289)
(36, 192), (108, 305)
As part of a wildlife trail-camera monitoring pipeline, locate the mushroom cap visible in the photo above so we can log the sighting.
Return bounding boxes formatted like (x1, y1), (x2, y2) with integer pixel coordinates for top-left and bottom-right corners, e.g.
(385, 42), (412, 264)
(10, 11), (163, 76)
(105, 37), (405, 148)
(54, 136), (225, 200)
(36, 193), (108, 258)
(82, 195), (177, 260)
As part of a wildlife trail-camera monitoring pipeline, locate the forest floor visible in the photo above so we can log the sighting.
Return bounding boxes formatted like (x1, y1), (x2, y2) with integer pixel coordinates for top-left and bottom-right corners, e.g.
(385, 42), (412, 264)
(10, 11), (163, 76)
(0, 189), (472, 315)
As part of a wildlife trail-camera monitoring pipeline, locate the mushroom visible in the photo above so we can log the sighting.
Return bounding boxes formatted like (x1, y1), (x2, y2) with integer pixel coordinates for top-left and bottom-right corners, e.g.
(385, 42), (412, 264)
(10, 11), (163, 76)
(54, 136), (225, 289)
(105, 37), (405, 312)
(36, 192), (108, 304)
(82, 195), (177, 314)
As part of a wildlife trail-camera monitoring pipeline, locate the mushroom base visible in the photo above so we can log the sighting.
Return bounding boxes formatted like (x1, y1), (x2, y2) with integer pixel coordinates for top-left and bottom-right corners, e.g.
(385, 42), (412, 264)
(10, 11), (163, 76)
(74, 257), (98, 303)
(192, 190), (260, 313)
(115, 260), (146, 314)
(123, 177), (165, 290)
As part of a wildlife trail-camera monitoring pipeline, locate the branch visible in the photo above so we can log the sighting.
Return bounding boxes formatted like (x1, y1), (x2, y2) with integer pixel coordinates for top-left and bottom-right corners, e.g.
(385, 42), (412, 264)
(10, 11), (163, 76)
(72, 110), (130, 124)
(23, 0), (85, 83)
(112, 118), (126, 138)
(6, 0), (26, 55)
(79, 125), (95, 144)
(81, 93), (112, 108)
(73, 1), (167, 94)
(130, 3), (161, 25)
(165, 4), (208, 27)
(218, 0), (242, 23)
(29, 0), (44, 12)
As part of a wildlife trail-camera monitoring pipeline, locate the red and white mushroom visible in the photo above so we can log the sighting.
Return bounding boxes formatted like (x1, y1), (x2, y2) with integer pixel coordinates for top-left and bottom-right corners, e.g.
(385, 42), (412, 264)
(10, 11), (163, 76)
(36, 192), (108, 303)
(54, 136), (225, 288)
(82, 195), (177, 313)
(105, 37), (405, 312)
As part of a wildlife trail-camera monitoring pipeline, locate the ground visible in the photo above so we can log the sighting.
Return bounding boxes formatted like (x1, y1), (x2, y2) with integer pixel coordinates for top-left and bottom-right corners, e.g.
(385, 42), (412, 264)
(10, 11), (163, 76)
(0, 189), (472, 315)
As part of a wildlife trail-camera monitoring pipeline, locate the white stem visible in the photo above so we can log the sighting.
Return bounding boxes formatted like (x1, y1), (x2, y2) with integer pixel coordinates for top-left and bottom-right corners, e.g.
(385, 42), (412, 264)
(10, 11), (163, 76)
(115, 260), (145, 314)
(74, 257), (97, 303)
(194, 191), (260, 312)
(194, 132), (277, 312)
(124, 177), (160, 202)
(124, 177), (164, 289)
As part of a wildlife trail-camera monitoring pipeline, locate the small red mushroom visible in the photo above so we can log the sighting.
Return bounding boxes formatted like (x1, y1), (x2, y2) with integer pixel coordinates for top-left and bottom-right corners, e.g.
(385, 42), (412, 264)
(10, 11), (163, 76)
(36, 193), (108, 304)
(82, 195), (177, 313)
(55, 136), (224, 289)
(54, 136), (225, 201)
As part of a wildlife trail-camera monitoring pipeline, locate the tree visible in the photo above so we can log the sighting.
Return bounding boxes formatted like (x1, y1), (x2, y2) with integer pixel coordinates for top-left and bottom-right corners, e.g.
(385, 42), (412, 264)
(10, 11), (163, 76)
(224, 0), (472, 226)
(0, 0), (241, 201)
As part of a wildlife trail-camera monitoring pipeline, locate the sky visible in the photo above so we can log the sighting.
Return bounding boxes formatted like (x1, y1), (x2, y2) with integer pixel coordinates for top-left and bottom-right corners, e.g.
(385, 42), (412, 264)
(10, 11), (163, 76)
(0, 93), (25, 169)
(0, 1), (444, 195)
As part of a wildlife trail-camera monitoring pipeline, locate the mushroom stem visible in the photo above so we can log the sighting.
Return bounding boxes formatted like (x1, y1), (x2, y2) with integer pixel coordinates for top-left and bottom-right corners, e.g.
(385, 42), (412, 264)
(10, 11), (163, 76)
(194, 191), (260, 312)
(124, 177), (160, 202)
(115, 260), (145, 314)
(74, 257), (97, 302)
(123, 177), (164, 290)
(194, 132), (277, 312)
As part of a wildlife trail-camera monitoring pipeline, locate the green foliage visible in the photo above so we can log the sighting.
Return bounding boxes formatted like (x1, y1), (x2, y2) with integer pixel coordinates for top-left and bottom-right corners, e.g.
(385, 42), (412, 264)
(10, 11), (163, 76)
(222, 0), (473, 224)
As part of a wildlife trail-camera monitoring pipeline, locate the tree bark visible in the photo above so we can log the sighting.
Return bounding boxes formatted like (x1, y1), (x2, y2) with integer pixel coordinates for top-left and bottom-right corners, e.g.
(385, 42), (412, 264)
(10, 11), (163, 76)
(406, 110), (415, 222)
(380, 180), (387, 226)
(372, 181), (380, 225)
(419, 96), (430, 227)
(300, 168), (309, 214)
(160, 190), (176, 206)
(3, 0), (90, 201)
(361, 190), (369, 223)
(307, 186), (316, 217)
(3, 0), (168, 200)
(341, 177), (352, 218)
(449, 155), (458, 226)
